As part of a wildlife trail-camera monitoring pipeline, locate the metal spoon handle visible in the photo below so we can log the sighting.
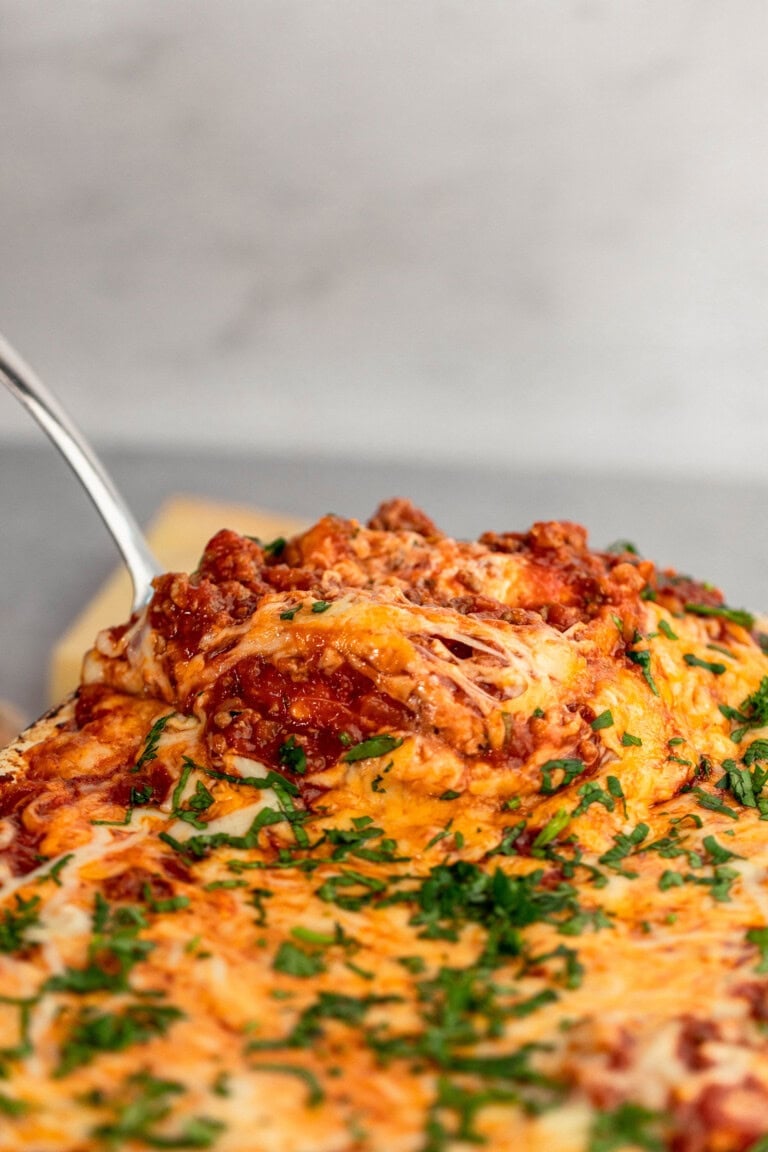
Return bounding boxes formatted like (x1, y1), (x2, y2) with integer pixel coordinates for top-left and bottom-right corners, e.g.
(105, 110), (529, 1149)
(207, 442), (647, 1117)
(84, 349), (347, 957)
(0, 332), (160, 614)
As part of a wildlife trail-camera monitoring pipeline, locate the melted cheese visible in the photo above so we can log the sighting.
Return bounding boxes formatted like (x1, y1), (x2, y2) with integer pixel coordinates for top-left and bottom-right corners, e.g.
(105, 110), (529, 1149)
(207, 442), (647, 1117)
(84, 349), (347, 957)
(3, 504), (768, 1151)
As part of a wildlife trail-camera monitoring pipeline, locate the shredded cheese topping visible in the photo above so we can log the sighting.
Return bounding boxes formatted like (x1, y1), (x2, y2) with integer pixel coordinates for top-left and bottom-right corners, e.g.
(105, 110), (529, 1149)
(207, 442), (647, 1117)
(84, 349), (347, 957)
(2, 500), (768, 1151)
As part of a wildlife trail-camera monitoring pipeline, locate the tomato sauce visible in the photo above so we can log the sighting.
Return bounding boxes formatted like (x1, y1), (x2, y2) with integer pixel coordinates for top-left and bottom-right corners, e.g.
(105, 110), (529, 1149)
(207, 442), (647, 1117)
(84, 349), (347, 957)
(205, 656), (411, 776)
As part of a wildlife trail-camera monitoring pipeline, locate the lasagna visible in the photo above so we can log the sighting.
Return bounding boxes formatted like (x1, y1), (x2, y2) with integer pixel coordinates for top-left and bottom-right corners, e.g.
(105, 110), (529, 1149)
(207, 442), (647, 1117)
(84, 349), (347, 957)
(2, 499), (768, 1151)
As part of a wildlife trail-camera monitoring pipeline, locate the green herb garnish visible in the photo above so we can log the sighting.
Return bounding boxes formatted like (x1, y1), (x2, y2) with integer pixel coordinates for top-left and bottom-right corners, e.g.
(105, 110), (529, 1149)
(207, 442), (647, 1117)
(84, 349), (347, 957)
(684, 602), (754, 629)
(0, 896), (40, 955)
(342, 735), (403, 762)
(683, 653), (726, 675)
(273, 941), (326, 979)
(132, 713), (175, 774)
(627, 649), (659, 695)
(539, 759), (586, 795)
(278, 735), (308, 775)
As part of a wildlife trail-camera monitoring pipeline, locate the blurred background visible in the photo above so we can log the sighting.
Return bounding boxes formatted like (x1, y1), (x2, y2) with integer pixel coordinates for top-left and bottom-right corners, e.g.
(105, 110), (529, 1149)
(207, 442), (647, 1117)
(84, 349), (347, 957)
(1, 0), (768, 716)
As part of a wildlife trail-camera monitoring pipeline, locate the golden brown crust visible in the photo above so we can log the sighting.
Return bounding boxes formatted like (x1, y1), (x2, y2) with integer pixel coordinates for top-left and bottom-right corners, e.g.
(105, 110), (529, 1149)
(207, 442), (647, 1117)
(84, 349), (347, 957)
(2, 501), (768, 1150)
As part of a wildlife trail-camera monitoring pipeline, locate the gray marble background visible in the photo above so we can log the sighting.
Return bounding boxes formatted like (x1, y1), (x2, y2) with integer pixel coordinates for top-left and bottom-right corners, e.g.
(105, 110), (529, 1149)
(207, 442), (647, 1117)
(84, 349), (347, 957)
(1, 1), (767, 474)
(2, 2), (768, 716)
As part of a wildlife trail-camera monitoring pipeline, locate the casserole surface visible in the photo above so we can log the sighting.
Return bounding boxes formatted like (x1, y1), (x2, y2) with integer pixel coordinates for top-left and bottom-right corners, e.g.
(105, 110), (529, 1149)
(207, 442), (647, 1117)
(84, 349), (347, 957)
(2, 500), (768, 1150)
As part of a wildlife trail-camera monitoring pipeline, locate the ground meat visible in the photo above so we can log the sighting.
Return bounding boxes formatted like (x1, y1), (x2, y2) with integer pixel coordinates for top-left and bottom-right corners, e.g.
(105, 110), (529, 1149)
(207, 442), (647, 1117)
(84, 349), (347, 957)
(102, 866), (176, 904)
(367, 498), (443, 538)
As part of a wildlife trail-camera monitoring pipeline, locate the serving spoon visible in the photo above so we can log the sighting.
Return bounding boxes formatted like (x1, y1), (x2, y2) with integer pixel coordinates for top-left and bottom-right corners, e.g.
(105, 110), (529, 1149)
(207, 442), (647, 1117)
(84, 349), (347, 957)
(0, 332), (161, 614)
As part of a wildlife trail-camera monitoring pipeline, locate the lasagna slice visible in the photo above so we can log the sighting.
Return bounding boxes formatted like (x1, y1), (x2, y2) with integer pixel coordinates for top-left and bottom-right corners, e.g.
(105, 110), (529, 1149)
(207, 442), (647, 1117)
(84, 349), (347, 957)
(2, 500), (768, 1151)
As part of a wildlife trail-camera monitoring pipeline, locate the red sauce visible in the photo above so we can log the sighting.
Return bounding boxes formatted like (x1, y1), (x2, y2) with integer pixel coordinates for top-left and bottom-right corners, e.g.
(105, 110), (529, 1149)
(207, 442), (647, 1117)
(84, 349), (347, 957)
(0, 779), (43, 819)
(149, 573), (263, 659)
(206, 656), (411, 775)
(102, 867), (176, 904)
(160, 856), (193, 884)
(735, 982), (768, 1024)
(75, 683), (115, 728)
(676, 1016), (719, 1071)
(655, 573), (723, 612)
(488, 713), (536, 769)
(0, 818), (44, 877)
(671, 1078), (768, 1152)
(109, 762), (173, 809)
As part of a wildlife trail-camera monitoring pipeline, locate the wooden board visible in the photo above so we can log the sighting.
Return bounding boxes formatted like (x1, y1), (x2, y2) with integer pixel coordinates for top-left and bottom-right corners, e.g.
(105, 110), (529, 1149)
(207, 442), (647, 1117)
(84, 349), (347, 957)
(49, 496), (306, 704)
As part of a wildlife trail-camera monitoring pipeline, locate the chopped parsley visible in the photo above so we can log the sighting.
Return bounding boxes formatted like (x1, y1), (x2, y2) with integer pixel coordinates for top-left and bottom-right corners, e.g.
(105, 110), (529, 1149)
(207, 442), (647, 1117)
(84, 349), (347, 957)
(311, 600), (331, 613)
(141, 884), (190, 914)
(342, 735), (403, 762)
(273, 941), (326, 979)
(607, 776), (628, 818)
(170, 758), (217, 829)
(702, 834), (742, 864)
(627, 649), (659, 695)
(0, 1092), (28, 1116)
(721, 677), (768, 742)
(590, 710), (613, 731)
(657, 619), (678, 640)
(132, 713), (175, 774)
(88, 1070), (225, 1148)
(539, 759), (586, 795)
(0, 994), (36, 1071)
(572, 782), (615, 818)
(0, 895), (40, 955)
(316, 870), (388, 912)
(203, 766), (299, 795)
(203, 879), (247, 892)
(746, 926), (768, 973)
(247, 990), (395, 1053)
(598, 824), (649, 874)
(129, 783), (154, 806)
(693, 787), (740, 820)
(290, 923), (355, 950)
(621, 732), (642, 747)
(278, 735), (308, 775)
(161, 789), (309, 861)
(683, 653), (726, 676)
(588, 1101), (666, 1152)
(324, 816), (405, 864)
(45, 896), (153, 994)
(658, 866), (739, 903)
(684, 602), (755, 629)
(488, 821), (527, 857)
(398, 955), (427, 974)
(532, 809), (571, 850)
(744, 739), (768, 765)
(713, 757), (768, 818)
(37, 852), (74, 887)
(57, 1002), (184, 1076)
